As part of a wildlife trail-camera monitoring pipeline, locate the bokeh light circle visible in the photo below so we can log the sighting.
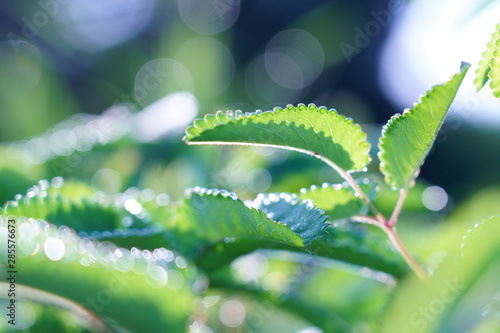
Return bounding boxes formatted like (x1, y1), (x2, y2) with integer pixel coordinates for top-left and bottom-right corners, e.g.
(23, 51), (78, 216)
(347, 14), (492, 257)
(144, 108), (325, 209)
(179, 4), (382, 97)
(265, 29), (324, 89)
(134, 58), (194, 108)
(0, 40), (42, 98)
(57, 0), (156, 52)
(175, 37), (235, 98)
(422, 186), (448, 211)
(178, 0), (240, 35)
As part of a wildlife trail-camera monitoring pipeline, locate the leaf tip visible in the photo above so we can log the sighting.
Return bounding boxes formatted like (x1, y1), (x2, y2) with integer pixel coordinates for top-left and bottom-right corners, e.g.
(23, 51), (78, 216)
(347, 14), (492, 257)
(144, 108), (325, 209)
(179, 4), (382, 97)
(460, 61), (471, 72)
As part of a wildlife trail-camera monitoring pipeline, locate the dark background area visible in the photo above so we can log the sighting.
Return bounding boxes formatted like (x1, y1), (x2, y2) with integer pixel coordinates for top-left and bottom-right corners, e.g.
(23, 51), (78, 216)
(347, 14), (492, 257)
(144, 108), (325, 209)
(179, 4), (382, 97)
(0, 0), (499, 204)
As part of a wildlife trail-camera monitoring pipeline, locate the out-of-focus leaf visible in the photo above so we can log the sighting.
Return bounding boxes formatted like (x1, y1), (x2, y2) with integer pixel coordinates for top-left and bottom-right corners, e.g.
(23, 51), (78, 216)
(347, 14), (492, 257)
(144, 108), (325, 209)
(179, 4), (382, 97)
(489, 36), (500, 98)
(297, 179), (378, 219)
(209, 275), (356, 333)
(1, 180), (167, 250)
(0, 216), (196, 333)
(2, 181), (150, 234)
(379, 216), (500, 332)
(475, 23), (500, 90)
(311, 223), (407, 278)
(0, 168), (34, 205)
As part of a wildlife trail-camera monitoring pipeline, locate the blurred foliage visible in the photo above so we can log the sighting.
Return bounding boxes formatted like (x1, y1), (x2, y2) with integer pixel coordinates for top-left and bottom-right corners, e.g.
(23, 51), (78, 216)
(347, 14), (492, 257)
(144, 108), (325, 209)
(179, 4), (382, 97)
(0, 1), (500, 332)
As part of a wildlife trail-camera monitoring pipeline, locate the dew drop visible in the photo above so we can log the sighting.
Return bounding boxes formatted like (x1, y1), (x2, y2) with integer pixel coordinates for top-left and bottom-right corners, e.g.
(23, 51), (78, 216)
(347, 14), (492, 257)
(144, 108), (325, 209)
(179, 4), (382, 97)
(422, 186), (448, 211)
(51, 176), (64, 188)
(114, 249), (134, 272)
(124, 199), (143, 215)
(44, 237), (65, 261)
(131, 247), (140, 256)
(156, 193), (170, 206)
(166, 270), (185, 290)
(175, 256), (188, 269)
(140, 189), (155, 202)
(143, 250), (152, 260)
(122, 216), (133, 228)
(146, 265), (168, 288)
(132, 257), (148, 274)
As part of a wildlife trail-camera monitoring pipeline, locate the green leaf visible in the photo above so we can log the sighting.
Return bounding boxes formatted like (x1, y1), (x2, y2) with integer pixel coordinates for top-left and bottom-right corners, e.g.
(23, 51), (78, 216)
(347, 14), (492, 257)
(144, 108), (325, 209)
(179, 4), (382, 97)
(2, 182), (147, 232)
(475, 23), (500, 91)
(0, 216), (196, 333)
(209, 275), (357, 333)
(311, 222), (407, 278)
(297, 178), (378, 219)
(172, 187), (328, 257)
(489, 36), (500, 98)
(0, 168), (36, 205)
(184, 103), (371, 172)
(250, 193), (329, 245)
(1, 180), (167, 249)
(379, 216), (500, 332)
(181, 188), (406, 277)
(209, 251), (395, 332)
(378, 63), (470, 190)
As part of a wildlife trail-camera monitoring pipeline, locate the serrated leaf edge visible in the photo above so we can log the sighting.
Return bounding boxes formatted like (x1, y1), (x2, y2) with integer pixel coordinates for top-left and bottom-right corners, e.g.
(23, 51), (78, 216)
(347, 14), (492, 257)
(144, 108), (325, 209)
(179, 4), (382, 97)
(489, 37), (500, 97)
(185, 187), (329, 245)
(378, 63), (470, 190)
(475, 23), (500, 91)
(183, 103), (371, 172)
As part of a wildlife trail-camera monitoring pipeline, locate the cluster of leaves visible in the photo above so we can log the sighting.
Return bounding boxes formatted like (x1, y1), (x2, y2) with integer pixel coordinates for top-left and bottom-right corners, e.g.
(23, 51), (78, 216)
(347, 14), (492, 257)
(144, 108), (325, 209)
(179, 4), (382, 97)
(1, 46), (500, 332)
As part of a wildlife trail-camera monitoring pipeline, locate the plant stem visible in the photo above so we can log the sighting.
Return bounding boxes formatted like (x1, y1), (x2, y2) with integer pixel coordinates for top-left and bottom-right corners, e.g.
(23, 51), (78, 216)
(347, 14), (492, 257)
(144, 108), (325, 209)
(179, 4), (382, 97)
(319, 157), (429, 279)
(350, 215), (382, 226)
(318, 157), (385, 222)
(387, 188), (408, 227)
(382, 225), (429, 280)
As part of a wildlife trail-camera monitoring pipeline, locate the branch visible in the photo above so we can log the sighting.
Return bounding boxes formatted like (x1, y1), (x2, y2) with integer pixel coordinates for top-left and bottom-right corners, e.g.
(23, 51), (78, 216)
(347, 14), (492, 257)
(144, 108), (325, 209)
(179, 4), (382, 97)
(381, 226), (429, 280)
(317, 156), (386, 223)
(387, 188), (408, 227)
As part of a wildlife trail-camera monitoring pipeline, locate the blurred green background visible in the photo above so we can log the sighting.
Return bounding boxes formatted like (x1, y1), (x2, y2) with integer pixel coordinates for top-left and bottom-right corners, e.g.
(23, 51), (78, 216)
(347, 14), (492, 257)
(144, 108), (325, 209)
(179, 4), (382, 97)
(1, 0), (500, 332)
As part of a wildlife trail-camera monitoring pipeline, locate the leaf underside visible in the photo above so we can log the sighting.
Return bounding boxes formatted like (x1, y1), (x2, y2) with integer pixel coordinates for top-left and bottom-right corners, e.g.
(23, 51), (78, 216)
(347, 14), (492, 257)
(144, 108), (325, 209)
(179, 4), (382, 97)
(378, 63), (470, 190)
(184, 103), (371, 172)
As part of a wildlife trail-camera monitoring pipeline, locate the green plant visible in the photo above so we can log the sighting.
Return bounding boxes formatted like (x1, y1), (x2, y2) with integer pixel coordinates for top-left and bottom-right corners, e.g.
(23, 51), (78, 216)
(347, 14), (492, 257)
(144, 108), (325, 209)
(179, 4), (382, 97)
(475, 22), (500, 96)
(2, 26), (500, 332)
(184, 62), (470, 280)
